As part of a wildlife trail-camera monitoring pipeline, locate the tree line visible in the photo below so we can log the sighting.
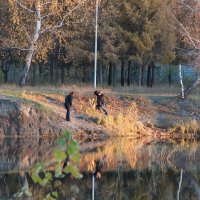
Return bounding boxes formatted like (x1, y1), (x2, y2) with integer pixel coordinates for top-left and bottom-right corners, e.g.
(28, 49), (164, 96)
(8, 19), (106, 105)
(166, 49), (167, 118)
(0, 0), (199, 92)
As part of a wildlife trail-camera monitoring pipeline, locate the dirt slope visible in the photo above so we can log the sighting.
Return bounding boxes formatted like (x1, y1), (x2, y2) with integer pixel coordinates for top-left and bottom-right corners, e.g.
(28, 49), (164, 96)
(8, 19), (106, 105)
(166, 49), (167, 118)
(0, 92), (199, 139)
(0, 93), (109, 139)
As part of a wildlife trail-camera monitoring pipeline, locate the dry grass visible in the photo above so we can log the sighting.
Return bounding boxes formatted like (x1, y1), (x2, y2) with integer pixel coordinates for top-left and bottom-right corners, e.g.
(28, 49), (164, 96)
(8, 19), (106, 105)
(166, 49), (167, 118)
(0, 84), (199, 98)
(71, 91), (146, 136)
(0, 84), (199, 137)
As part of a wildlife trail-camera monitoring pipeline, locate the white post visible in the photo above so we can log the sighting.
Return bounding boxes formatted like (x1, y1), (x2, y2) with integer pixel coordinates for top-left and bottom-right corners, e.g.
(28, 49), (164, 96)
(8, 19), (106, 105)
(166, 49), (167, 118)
(92, 174), (95, 200)
(94, 0), (98, 89)
(179, 64), (185, 99)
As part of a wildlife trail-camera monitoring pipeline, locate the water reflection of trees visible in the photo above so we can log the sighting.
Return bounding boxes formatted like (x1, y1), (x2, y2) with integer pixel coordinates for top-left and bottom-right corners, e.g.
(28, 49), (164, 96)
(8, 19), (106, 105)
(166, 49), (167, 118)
(0, 170), (198, 200)
(1, 138), (200, 199)
(78, 138), (200, 200)
(0, 138), (56, 172)
(80, 138), (200, 173)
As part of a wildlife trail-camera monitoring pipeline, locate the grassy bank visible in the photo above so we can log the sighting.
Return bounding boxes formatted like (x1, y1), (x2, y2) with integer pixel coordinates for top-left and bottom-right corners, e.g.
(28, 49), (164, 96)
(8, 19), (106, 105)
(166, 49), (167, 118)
(0, 85), (199, 138)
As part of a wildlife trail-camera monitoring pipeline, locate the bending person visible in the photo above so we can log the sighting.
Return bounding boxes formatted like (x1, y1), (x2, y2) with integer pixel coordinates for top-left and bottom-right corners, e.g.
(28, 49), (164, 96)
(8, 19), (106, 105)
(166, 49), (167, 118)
(94, 90), (108, 115)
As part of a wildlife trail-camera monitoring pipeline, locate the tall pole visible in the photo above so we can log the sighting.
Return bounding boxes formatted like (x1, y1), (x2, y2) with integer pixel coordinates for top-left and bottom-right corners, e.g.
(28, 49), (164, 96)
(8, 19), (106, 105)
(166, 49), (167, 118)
(94, 0), (98, 89)
(92, 174), (95, 200)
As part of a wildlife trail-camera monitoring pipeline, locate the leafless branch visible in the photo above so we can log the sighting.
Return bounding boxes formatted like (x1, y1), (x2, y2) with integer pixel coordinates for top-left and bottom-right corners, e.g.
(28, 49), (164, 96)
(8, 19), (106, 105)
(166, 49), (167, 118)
(41, 4), (82, 34)
(177, 0), (200, 13)
(170, 10), (200, 50)
(41, 14), (52, 20)
(16, 0), (34, 13)
(0, 47), (31, 51)
(43, 1), (52, 6)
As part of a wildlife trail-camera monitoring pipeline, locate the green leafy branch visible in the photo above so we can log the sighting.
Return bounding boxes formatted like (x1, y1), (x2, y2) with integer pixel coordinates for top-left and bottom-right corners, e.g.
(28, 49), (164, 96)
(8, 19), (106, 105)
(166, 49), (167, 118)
(30, 130), (82, 200)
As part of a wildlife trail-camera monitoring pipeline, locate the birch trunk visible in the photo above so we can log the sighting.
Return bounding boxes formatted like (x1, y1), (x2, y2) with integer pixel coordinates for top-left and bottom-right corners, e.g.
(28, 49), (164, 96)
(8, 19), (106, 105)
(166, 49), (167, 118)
(179, 64), (185, 98)
(19, 3), (41, 86)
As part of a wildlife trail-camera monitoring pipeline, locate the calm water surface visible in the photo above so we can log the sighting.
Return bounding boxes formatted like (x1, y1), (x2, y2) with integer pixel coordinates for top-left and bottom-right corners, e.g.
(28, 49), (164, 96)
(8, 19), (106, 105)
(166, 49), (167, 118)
(0, 137), (200, 200)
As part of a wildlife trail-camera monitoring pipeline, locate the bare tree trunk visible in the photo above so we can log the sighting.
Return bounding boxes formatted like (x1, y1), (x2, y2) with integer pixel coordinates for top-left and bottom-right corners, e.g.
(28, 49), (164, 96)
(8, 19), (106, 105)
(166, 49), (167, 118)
(151, 62), (155, 87)
(19, 3), (41, 86)
(127, 60), (131, 86)
(99, 61), (103, 86)
(4, 71), (8, 83)
(66, 63), (71, 83)
(50, 60), (54, 84)
(138, 64), (142, 87)
(141, 64), (145, 86)
(113, 63), (117, 87)
(32, 64), (36, 87)
(108, 62), (112, 86)
(61, 62), (65, 84)
(54, 61), (59, 84)
(13, 64), (16, 83)
(1, 57), (11, 84)
(147, 63), (152, 87)
(38, 62), (42, 81)
(121, 58), (125, 86)
(168, 65), (172, 86)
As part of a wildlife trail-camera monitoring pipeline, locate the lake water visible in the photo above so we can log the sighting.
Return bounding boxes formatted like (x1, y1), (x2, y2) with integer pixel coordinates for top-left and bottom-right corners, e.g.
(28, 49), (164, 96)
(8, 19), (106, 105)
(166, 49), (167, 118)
(0, 137), (200, 200)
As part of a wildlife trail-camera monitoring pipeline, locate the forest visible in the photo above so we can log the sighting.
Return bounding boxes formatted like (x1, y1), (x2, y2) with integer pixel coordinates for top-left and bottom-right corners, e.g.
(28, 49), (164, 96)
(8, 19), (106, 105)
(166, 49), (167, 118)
(0, 0), (199, 94)
(0, 1), (200, 199)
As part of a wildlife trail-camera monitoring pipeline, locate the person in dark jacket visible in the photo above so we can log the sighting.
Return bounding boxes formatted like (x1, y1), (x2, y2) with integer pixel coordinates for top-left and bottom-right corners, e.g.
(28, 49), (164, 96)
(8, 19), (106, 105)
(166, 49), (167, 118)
(94, 90), (108, 115)
(64, 92), (74, 121)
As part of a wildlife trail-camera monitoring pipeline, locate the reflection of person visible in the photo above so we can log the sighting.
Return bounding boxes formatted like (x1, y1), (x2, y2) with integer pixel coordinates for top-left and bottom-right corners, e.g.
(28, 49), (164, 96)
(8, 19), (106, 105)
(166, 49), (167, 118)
(64, 92), (74, 121)
(93, 155), (106, 178)
(94, 90), (108, 115)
